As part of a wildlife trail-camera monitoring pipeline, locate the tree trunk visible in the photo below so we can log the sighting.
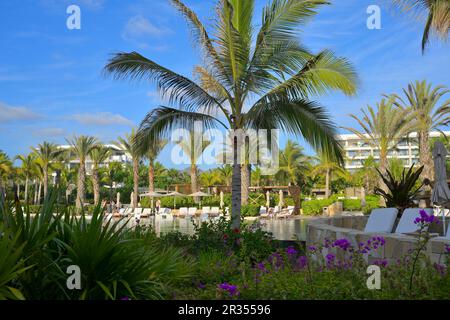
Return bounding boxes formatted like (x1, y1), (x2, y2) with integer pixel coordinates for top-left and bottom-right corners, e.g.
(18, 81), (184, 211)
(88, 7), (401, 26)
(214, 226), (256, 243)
(148, 161), (155, 192)
(241, 164), (250, 205)
(0, 179), (4, 201)
(190, 164), (199, 203)
(33, 180), (38, 205)
(76, 159), (86, 210)
(231, 137), (241, 229)
(92, 167), (100, 206)
(289, 185), (301, 215)
(325, 168), (330, 198)
(43, 165), (48, 198)
(37, 181), (42, 205)
(419, 131), (433, 182)
(24, 176), (29, 203)
(132, 159), (139, 209)
(379, 152), (389, 193)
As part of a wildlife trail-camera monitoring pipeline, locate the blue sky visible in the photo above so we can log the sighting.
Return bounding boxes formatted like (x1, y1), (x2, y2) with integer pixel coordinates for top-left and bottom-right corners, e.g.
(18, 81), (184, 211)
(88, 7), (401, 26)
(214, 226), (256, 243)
(0, 0), (449, 169)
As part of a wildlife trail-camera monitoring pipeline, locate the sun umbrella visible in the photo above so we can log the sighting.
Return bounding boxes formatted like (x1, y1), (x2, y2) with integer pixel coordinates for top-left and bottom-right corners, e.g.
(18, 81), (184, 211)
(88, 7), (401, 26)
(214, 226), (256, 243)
(431, 140), (450, 235)
(278, 190), (284, 207)
(188, 191), (211, 208)
(220, 191), (224, 209)
(116, 192), (120, 209)
(140, 191), (164, 213)
(166, 191), (185, 209)
(266, 191), (270, 207)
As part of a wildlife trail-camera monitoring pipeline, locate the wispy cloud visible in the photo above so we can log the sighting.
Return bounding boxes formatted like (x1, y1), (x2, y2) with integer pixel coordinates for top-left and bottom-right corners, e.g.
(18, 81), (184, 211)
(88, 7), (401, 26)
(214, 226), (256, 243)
(66, 112), (134, 126)
(122, 15), (172, 47)
(32, 127), (67, 137)
(0, 102), (43, 123)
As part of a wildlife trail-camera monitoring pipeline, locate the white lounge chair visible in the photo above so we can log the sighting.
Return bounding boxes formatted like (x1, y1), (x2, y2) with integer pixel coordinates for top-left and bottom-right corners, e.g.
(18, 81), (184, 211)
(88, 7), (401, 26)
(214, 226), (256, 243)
(134, 207), (142, 220)
(202, 206), (211, 215)
(142, 208), (151, 217)
(395, 208), (433, 234)
(188, 207), (197, 217)
(277, 206), (295, 219)
(210, 207), (220, 217)
(178, 207), (188, 217)
(259, 206), (271, 218)
(123, 207), (133, 216)
(364, 208), (398, 233)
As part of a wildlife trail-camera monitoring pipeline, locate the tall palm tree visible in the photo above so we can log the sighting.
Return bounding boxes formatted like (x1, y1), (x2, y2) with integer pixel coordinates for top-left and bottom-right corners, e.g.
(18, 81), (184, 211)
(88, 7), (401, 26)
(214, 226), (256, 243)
(392, 80), (450, 181)
(33, 142), (63, 198)
(146, 139), (167, 192)
(200, 169), (221, 193)
(90, 146), (111, 206)
(393, 0), (450, 52)
(342, 97), (416, 191)
(218, 164), (233, 186)
(114, 131), (141, 208)
(276, 140), (312, 186)
(356, 155), (379, 193)
(105, 0), (358, 227)
(66, 136), (99, 209)
(0, 150), (12, 199)
(15, 153), (36, 203)
(176, 134), (210, 201)
(311, 152), (348, 198)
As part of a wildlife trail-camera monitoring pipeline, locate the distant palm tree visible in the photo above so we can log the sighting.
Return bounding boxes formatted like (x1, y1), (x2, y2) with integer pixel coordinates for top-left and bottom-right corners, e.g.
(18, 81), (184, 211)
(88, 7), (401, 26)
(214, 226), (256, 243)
(0, 150), (12, 199)
(277, 140), (312, 186)
(66, 136), (99, 209)
(393, 0), (449, 52)
(311, 153), (348, 198)
(342, 97), (416, 191)
(356, 155), (379, 193)
(200, 170), (221, 193)
(33, 142), (63, 198)
(90, 146), (111, 205)
(105, 0), (358, 227)
(114, 130), (141, 208)
(218, 165), (233, 186)
(146, 140), (167, 192)
(176, 134), (210, 201)
(15, 153), (36, 203)
(392, 80), (450, 181)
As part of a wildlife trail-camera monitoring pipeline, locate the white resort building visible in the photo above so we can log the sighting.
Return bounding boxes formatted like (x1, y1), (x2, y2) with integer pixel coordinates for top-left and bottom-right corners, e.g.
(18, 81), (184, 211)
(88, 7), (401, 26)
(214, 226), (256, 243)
(337, 131), (450, 171)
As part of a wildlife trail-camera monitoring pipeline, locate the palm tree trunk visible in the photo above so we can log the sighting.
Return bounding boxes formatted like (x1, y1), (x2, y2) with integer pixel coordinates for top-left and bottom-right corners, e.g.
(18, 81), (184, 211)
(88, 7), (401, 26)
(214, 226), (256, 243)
(419, 131), (434, 182)
(325, 168), (330, 198)
(24, 176), (29, 203)
(43, 165), (48, 198)
(33, 180), (38, 205)
(76, 160), (85, 210)
(241, 164), (250, 205)
(37, 181), (42, 205)
(92, 167), (100, 206)
(379, 151), (389, 193)
(231, 137), (241, 229)
(190, 164), (199, 203)
(0, 179), (4, 201)
(132, 158), (139, 209)
(148, 161), (155, 192)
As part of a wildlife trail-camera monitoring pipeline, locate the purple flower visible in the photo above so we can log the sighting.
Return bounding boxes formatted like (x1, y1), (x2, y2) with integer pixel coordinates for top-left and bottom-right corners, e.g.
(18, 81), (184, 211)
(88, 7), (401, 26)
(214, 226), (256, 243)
(218, 282), (239, 297)
(286, 246), (297, 256)
(333, 238), (352, 251)
(120, 296), (130, 300)
(308, 245), (317, 252)
(433, 263), (446, 277)
(374, 259), (388, 267)
(414, 210), (439, 225)
(197, 282), (206, 289)
(256, 262), (266, 271)
(445, 244), (450, 253)
(295, 256), (308, 270)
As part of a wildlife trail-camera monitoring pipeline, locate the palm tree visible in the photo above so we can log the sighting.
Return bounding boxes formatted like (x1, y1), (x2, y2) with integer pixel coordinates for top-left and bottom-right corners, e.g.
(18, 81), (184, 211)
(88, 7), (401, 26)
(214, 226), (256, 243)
(105, 0), (358, 227)
(311, 152), (348, 198)
(90, 146), (111, 205)
(175, 134), (210, 201)
(342, 97), (416, 191)
(392, 80), (450, 181)
(0, 150), (12, 199)
(33, 142), (63, 198)
(393, 0), (449, 52)
(277, 140), (312, 186)
(200, 170), (221, 193)
(146, 140), (167, 192)
(218, 164), (233, 186)
(15, 154), (36, 203)
(66, 136), (99, 209)
(356, 155), (379, 193)
(114, 131), (141, 208)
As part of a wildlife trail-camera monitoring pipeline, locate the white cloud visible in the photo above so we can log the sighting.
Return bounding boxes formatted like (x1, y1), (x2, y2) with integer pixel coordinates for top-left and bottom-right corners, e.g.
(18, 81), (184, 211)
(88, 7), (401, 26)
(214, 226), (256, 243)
(0, 102), (43, 123)
(32, 127), (67, 137)
(122, 15), (171, 42)
(67, 112), (134, 126)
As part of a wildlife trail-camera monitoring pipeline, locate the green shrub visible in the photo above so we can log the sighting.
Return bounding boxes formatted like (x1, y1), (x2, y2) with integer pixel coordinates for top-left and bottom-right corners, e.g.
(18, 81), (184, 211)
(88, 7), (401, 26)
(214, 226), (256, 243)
(301, 199), (333, 215)
(343, 199), (361, 211)
(241, 204), (260, 217)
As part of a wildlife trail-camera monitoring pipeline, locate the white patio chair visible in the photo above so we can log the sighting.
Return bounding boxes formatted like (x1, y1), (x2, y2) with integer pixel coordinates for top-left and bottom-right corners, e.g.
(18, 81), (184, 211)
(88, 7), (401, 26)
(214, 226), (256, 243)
(277, 206), (295, 219)
(188, 207), (197, 217)
(364, 208), (398, 233)
(210, 207), (220, 217)
(178, 207), (188, 217)
(395, 208), (433, 234)
(202, 206), (211, 215)
(142, 208), (151, 217)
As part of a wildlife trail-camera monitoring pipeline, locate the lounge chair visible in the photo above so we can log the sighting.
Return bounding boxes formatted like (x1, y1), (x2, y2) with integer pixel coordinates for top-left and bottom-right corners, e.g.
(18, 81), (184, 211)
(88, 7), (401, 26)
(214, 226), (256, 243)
(210, 207), (220, 217)
(123, 207), (133, 217)
(134, 207), (143, 220)
(114, 208), (125, 217)
(259, 206), (271, 218)
(202, 206), (211, 216)
(364, 208), (398, 233)
(178, 207), (188, 218)
(395, 208), (433, 234)
(188, 207), (197, 217)
(142, 208), (151, 217)
(277, 206), (295, 219)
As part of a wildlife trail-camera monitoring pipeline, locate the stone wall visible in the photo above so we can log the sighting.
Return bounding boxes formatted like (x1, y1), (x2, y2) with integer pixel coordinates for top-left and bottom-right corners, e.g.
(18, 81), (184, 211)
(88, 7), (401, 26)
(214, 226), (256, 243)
(306, 216), (449, 265)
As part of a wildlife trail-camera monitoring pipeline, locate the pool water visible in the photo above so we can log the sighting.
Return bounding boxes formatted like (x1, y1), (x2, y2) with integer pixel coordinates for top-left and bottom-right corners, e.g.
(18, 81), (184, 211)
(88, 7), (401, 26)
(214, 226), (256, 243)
(118, 216), (310, 241)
